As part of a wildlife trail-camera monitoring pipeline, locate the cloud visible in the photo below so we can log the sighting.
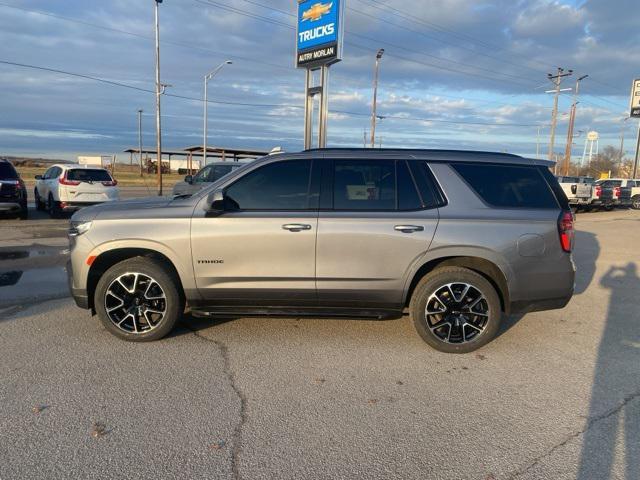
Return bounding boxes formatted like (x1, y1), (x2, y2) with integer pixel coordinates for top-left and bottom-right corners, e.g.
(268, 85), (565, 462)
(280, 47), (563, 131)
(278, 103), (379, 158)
(0, 0), (635, 158)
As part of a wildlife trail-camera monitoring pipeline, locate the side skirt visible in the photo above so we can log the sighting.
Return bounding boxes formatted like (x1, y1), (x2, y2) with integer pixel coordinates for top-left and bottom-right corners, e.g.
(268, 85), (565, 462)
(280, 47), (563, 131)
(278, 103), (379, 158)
(190, 306), (404, 320)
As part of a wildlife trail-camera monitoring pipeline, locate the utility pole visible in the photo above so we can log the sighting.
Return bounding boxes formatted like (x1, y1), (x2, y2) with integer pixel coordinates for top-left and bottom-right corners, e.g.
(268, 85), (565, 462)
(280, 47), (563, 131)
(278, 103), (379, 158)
(562, 75), (588, 175)
(370, 48), (384, 148)
(547, 67), (573, 161)
(137, 109), (144, 177)
(154, 0), (163, 196)
(203, 61), (232, 167)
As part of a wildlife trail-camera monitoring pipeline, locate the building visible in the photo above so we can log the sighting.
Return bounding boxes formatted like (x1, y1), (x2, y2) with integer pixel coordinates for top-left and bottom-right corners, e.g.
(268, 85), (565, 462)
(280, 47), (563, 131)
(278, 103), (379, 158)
(123, 145), (270, 174)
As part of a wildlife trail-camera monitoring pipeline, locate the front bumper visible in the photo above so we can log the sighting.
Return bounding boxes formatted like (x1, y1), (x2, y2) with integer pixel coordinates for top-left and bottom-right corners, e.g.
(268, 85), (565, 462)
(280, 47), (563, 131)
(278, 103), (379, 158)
(67, 259), (89, 309)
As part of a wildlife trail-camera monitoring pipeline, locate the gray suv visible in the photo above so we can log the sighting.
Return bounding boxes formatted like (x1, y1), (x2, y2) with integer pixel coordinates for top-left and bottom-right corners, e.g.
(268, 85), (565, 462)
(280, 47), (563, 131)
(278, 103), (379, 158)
(68, 149), (575, 353)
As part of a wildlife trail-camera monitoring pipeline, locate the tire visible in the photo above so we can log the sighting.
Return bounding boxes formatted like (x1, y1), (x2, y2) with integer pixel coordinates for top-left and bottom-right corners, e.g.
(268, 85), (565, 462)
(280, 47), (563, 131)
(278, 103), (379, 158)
(94, 257), (184, 342)
(410, 266), (502, 354)
(34, 189), (45, 211)
(632, 195), (640, 210)
(604, 205), (614, 212)
(47, 193), (61, 218)
(18, 205), (28, 220)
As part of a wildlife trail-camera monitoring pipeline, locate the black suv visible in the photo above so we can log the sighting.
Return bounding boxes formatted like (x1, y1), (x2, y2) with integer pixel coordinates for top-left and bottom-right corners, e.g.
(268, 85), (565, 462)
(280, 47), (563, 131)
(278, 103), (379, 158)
(0, 160), (28, 219)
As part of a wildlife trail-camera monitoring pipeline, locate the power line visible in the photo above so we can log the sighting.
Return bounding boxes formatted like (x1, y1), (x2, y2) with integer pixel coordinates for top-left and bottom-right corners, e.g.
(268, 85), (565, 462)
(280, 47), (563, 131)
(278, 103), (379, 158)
(194, 0), (540, 89)
(0, 59), (549, 128)
(0, 0), (575, 112)
(0, 1), (295, 74)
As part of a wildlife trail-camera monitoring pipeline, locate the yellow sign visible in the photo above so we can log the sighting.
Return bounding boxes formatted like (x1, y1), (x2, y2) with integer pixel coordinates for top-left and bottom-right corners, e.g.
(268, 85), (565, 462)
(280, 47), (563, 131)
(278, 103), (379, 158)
(302, 2), (333, 22)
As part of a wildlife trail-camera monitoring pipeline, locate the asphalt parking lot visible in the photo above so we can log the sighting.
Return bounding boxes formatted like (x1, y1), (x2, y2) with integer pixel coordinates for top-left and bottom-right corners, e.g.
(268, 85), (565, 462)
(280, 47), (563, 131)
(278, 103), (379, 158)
(0, 207), (639, 480)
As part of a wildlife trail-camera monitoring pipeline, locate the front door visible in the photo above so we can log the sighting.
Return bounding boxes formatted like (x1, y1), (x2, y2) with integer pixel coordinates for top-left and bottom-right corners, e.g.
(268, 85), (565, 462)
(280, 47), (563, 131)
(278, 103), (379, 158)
(316, 159), (440, 308)
(191, 158), (319, 306)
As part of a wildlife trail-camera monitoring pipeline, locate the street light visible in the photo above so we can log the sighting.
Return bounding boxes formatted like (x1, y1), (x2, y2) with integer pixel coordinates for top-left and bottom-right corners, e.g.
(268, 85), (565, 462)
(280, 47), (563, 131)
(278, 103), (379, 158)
(203, 60), (232, 166)
(370, 48), (384, 148)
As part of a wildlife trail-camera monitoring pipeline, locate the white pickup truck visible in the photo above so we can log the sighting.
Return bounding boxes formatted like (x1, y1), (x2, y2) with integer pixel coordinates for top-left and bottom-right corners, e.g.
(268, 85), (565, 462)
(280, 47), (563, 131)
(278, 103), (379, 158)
(556, 176), (594, 209)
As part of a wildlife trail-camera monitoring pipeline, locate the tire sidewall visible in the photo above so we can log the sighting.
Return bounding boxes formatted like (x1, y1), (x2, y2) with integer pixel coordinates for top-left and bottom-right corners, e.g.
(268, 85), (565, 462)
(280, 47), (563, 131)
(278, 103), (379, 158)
(411, 268), (502, 354)
(94, 258), (183, 342)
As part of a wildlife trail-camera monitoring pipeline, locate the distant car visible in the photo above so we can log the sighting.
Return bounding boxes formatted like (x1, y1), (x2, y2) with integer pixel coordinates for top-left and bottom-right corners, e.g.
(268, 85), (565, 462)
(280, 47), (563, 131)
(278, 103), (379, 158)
(172, 162), (246, 197)
(34, 164), (119, 217)
(587, 179), (632, 211)
(0, 159), (28, 219)
(556, 176), (594, 209)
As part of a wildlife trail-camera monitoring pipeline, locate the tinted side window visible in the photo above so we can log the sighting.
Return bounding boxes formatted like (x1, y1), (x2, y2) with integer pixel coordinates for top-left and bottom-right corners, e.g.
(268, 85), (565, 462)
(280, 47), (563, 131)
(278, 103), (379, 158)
(453, 163), (559, 209)
(210, 165), (234, 182)
(225, 159), (313, 210)
(0, 162), (18, 179)
(409, 161), (443, 208)
(397, 161), (422, 210)
(333, 160), (395, 210)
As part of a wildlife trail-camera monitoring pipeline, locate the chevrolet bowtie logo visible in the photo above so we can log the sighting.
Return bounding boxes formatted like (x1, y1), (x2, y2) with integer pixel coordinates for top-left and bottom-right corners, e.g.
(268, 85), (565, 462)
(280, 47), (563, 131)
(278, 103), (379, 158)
(301, 2), (333, 22)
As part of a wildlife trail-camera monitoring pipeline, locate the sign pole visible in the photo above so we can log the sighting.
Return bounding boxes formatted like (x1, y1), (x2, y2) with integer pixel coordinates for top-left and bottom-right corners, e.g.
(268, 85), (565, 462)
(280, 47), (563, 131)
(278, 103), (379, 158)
(304, 69), (313, 150)
(319, 65), (329, 148)
(633, 120), (640, 179)
(296, 0), (343, 150)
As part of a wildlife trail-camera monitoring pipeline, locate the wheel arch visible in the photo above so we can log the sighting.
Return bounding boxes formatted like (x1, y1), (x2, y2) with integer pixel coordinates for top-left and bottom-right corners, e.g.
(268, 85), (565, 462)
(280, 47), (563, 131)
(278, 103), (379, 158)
(404, 256), (511, 313)
(87, 248), (185, 312)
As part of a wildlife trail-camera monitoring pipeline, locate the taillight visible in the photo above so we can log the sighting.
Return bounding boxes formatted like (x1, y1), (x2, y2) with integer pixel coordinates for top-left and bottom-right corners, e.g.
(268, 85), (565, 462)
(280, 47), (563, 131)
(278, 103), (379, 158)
(558, 211), (574, 253)
(102, 179), (118, 187)
(594, 185), (602, 198)
(614, 187), (621, 198)
(59, 172), (80, 186)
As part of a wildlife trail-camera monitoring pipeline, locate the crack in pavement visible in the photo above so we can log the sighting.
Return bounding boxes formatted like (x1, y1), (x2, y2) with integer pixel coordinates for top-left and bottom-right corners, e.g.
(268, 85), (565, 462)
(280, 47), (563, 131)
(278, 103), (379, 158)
(182, 323), (248, 480)
(508, 388), (640, 479)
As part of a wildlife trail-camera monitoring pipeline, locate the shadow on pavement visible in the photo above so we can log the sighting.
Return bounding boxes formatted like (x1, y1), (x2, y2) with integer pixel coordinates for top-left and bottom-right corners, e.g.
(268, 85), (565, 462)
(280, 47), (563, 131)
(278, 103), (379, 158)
(573, 231), (600, 295)
(577, 262), (640, 480)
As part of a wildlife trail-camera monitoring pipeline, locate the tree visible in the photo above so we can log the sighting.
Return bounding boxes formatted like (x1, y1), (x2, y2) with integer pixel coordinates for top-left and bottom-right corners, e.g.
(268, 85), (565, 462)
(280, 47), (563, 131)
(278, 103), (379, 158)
(575, 145), (632, 178)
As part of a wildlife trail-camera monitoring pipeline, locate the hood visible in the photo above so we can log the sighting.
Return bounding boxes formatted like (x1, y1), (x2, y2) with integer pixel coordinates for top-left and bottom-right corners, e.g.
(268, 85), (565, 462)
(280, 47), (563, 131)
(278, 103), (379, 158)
(71, 196), (191, 222)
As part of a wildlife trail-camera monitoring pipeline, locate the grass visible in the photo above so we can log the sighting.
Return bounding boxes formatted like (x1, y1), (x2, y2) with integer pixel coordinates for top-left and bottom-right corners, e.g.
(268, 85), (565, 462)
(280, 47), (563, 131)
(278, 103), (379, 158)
(16, 165), (184, 189)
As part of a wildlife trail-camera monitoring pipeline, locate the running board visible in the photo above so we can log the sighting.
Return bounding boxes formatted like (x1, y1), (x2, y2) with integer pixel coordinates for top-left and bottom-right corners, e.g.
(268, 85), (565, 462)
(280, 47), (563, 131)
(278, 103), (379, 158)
(190, 306), (404, 320)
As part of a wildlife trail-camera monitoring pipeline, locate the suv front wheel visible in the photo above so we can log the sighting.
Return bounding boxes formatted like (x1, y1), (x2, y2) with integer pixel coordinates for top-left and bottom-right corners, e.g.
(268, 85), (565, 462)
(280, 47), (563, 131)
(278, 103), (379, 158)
(94, 257), (184, 342)
(410, 267), (502, 353)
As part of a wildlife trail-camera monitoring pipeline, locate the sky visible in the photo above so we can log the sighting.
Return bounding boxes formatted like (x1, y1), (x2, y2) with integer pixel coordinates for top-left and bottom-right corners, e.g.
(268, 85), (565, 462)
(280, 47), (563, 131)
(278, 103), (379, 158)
(0, 0), (637, 161)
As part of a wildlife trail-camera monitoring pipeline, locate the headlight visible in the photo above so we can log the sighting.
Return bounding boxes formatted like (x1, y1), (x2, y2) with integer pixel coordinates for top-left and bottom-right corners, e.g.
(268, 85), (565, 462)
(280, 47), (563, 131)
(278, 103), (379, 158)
(69, 221), (92, 237)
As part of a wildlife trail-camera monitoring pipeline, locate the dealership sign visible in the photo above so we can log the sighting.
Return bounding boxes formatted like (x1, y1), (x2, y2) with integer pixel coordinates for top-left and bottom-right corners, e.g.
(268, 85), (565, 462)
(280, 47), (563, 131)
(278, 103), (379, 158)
(296, 0), (344, 68)
(631, 78), (640, 118)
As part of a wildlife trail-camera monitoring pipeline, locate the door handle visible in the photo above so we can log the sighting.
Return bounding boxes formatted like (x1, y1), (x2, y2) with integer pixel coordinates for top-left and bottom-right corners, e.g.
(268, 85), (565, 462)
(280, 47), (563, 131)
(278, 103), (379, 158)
(394, 225), (424, 233)
(282, 223), (312, 232)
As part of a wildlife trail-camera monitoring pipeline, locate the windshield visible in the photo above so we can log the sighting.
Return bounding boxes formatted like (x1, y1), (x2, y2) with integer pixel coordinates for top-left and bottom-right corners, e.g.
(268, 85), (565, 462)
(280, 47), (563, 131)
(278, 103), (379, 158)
(67, 169), (113, 182)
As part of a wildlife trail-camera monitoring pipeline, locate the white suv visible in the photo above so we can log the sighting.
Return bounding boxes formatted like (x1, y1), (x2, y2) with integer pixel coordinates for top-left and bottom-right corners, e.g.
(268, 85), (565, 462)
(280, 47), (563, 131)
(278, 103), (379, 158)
(34, 164), (119, 217)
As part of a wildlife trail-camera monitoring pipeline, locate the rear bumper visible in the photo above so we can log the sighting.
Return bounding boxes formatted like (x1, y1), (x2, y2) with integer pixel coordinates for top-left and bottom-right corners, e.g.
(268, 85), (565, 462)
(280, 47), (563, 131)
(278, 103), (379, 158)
(509, 294), (573, 315)
(67, 260), (89, 309)
(0, 201), (24, 212)
(59, 201), (113, 212)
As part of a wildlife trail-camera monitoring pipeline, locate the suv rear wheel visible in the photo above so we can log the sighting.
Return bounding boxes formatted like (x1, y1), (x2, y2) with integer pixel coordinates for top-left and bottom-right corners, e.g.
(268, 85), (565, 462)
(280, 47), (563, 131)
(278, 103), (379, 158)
(94, 257), (184, 342)
(410, 267), (502, 353)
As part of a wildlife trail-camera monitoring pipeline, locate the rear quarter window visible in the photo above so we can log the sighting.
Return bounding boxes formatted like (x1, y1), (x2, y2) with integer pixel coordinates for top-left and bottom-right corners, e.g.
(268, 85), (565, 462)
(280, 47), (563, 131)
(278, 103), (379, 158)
(453, 163), (560, 209)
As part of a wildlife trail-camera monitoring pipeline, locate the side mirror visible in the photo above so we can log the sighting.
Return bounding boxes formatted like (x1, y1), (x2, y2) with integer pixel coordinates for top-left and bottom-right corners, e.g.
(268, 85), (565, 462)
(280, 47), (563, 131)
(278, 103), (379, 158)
(184, 175), (193, 184)
(35, 175), (43, 180)
(206, 190), (225, 217)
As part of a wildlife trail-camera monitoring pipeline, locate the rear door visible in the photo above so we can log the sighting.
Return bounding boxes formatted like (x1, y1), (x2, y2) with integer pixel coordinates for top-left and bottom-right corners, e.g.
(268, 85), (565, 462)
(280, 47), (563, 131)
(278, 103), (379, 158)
(44, 166), (62, 200)
(316, 159), (440, 308)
